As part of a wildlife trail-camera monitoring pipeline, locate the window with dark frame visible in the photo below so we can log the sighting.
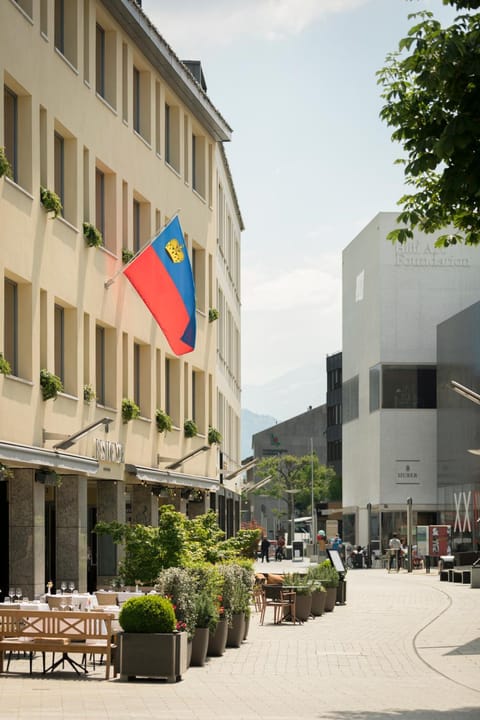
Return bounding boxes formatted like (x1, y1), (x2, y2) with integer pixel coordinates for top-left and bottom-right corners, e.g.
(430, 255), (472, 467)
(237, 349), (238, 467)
(133, 66), (140, 133)
(4, 86), (17, 182)
(95, 168), (105, 242)
(96, 23), (105, 98)
(4, 279), (18, 376)
(54, 0), (64, 54)
(133, 342), (140, 408)
(54, 132), (64, 207)
(95, 325), (105, 405)
(54, 304), (65, 384)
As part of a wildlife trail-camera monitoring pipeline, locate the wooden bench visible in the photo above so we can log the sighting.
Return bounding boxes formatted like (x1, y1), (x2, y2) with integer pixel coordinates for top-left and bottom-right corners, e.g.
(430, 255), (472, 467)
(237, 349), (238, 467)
(0, 609), (117, 679)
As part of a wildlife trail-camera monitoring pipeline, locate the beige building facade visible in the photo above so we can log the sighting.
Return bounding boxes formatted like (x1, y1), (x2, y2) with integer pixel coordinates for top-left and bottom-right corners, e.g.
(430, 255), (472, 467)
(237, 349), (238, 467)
(0, 0), (242, 598)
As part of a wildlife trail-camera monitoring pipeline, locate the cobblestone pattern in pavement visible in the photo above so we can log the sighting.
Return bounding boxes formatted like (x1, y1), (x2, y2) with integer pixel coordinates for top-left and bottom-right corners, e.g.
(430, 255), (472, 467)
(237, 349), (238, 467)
(0, 567), (478, 720)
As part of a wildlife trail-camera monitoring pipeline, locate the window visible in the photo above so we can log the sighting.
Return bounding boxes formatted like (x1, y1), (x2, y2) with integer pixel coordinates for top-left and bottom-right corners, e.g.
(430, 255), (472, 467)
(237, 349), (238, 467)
(132, 194), (150, 253)
(4, 279), (18, 376)
(55, 0), (77, 68)
(95, 168), (105, 243)
(327, 404), (342, 427)
(95, 162), (116, 252)
(133, 65), (150, 142)
(133, 341), (151, 416)
(164, 102), (179, 171)
(328, 367), (342, 391)
(369, 364), (437, 410)
(95, 325), (106, 405)
(133, 342), (140, 408)
(192, 133), (205, 197)
(4, 87), (17, 182)
(327, 440), (342, 463)
(192, 369), (205, 432)
(96, 24), (106, 98)
(342, 375), (359, 424)
(13, 0), (33, 17)
(54, 132), (64, 208)
(54, 304), (65, 384)
(165, 357), (180, 425)
(192, 245), (205, 312)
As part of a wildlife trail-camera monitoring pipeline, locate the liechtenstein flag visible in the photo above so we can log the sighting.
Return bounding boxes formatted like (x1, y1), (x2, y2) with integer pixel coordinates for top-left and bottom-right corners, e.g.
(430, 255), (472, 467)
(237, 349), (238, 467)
(124, 217), (196, 355)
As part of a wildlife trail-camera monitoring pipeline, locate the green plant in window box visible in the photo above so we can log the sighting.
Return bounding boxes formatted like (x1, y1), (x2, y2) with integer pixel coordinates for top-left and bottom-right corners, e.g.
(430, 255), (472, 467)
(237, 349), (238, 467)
(0, 148), (13, 179)
(83, 222), (103, 248)
(40, 186), (62, 218)
(207, 426), (222, 445)
(183, 419), (198, 438)
(0, 353), (11, 376)
(208, 308), (220, 323)
(40, 368), (63, 401)
(83, 384), (96, 403)
(155, 409), (173, 433)
(122, 248), (135, 264)
(122, 398), (140, 424)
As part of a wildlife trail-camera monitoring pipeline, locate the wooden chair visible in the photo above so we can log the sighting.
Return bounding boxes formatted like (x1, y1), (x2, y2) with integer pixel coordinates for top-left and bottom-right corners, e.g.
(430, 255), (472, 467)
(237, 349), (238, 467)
(259, 585), (296, 625)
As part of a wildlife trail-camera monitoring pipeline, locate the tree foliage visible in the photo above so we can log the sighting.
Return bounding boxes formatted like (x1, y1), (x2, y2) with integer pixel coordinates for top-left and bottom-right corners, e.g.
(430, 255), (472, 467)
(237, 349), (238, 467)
(377, 1), (480, 247)
(254, 453), (338, 516)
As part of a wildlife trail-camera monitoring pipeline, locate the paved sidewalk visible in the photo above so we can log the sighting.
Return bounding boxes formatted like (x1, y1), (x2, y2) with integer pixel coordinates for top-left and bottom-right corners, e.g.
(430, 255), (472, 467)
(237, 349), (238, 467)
(0, 566), (478, 719)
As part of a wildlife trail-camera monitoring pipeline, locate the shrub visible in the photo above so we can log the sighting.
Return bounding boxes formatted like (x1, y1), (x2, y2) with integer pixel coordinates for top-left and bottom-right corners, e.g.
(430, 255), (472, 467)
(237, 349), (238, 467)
(83, 222), (103, 247)
(119, 595), (176, 633)
(122, 248), (134, 264)
(308, 560), (340, 588)
(208, 308), (219, 322)
(184, 419), (198, 438)
(155, 567), (197, 637)
(0, 148), (12, 179)
(83, 384), (96, 403)
(194, 589), (219, 632)
(40, 186), (62, 218)
(155, 409), (173, 433)
(0, 353), (11, 375)
(207, 426), (222, 445)
(40, 368), (63, 401)
(122, 398), (140, 423)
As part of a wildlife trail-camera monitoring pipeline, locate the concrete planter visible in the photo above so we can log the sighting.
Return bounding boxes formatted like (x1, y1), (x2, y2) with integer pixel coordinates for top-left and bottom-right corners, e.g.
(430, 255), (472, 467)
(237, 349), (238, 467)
(190, 627), (210, 667)
(119, 631), (188, 682)
(324, 586), (337, 612)
(311, 589), (327, 616)
(294, 593), (312, 622)
(207, 618), (228, 657)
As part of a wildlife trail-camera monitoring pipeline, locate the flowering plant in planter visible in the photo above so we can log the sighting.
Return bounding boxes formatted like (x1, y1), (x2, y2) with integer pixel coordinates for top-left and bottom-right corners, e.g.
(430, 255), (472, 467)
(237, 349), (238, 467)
(83, 222), (103, 248)
(155, 408), (173, 433)
(207, 426), (222, 445)
(40, 368), (63, 400)
(0, 353), (11, 375)
(184, 419), (198, 438)
(40, 186), (62, 218)
(155, 567), (197, 638)
(122, 398), (140, 423)
(0, 148), (12, 179)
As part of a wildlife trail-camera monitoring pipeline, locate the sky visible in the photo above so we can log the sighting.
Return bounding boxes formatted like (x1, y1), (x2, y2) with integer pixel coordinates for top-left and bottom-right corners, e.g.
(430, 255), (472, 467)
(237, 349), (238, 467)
(141, 0), (457, 406)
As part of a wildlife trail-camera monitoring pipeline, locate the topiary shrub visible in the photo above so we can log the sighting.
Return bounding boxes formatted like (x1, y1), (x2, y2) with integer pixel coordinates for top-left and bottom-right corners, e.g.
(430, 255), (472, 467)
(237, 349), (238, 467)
(119, 595), (176, 633)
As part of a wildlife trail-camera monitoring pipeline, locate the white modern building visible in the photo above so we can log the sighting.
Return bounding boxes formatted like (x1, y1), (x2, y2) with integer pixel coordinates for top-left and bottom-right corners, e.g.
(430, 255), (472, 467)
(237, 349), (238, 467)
(342, 212), (480, 551)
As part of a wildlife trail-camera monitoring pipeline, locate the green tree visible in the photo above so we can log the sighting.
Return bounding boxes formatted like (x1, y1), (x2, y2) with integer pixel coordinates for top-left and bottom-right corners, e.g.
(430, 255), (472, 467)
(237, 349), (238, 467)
(377, 1), (480, 246)
(254, 453), (338, 520)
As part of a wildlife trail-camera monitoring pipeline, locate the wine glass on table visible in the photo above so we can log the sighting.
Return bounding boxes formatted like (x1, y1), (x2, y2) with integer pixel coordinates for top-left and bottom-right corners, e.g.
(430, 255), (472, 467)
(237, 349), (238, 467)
(8, 587), (15, 603)
(68, 581), (75, 594)
(60, 580), (67, 594)
(15, 588), (22, 602)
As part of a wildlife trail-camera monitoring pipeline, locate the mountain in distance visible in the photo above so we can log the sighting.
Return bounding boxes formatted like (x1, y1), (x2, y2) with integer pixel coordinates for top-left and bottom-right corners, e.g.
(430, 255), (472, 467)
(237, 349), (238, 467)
(241, 409), (277, 459)
(241, 364), (327, 459)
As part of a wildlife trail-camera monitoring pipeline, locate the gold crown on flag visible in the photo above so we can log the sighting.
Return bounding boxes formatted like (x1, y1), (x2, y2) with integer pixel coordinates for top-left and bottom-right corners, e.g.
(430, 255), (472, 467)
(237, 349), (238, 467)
(165, 238), (185, 263)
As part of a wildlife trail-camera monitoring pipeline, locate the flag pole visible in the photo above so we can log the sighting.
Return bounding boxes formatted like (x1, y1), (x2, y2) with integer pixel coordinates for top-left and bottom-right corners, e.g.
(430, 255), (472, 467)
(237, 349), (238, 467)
(104, 211), (180, 289)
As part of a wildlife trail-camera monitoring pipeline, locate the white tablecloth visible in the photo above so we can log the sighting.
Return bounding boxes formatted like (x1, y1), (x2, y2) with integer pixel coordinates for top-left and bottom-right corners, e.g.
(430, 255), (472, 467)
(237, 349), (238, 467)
(117, 591), (143, 604)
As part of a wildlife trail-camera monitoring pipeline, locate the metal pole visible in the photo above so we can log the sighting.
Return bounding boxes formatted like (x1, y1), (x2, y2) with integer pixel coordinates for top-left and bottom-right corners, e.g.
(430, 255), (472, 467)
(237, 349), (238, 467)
(407, 497), (413, 573)
(367, 502), (372, 568)
(310, 438), (317, 553)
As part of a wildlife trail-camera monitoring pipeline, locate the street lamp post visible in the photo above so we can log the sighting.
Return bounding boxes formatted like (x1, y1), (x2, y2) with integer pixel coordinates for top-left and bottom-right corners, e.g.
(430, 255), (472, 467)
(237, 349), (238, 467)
(407, 497), (413, 573)
(310, 438), (317, 555)
(285, 488), (300, 555)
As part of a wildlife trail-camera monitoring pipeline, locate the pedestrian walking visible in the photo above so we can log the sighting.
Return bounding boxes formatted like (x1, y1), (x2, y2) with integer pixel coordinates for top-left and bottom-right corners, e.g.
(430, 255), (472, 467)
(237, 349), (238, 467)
(388, 532), (402, 572)
(260, 535), (270, 563)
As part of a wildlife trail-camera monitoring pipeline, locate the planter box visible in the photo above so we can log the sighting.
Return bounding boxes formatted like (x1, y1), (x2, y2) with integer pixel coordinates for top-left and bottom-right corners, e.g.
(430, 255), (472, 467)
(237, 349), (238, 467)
(207, 618), (228, 657)
(226, 613), (245, 648)
(311, 589), (326, 616)
(294, 593), (312, 622)
(324, 586), (337, 612)
(119, 631), (188, 682)
(190, 627), (209, 667)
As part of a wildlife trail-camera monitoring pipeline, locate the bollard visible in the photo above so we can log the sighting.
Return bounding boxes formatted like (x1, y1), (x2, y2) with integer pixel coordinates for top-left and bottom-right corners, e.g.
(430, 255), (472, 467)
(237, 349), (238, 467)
(425, 555), (431, 574)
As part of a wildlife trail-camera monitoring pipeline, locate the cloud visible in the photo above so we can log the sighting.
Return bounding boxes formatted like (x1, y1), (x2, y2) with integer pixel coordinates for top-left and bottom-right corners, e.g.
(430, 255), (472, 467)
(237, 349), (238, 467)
(142, 0), (371, 49)
(242, 252), (341, 313)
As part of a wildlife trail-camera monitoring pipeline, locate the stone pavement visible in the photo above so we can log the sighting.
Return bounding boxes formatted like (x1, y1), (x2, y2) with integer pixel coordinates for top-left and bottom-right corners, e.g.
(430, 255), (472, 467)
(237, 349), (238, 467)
(0, 563), (479, 720)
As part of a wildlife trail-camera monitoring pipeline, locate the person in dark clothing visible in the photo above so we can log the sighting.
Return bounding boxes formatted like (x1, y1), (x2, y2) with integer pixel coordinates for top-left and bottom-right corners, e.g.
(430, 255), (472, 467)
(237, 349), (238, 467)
(275, 536), (285, 561)
(260, 535), (270, 563)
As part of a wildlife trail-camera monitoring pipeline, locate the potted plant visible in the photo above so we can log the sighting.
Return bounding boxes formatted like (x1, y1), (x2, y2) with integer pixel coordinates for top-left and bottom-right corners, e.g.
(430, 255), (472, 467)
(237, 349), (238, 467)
(155, 567), (197, 639)
(313, 560), (339, 612)
(122, 248), (134, 264)
(283, 572), (313, 622)
(118, 594), (188, 682)
(0, 148), (12, 179)
(83, 221), (103, 247)
(40, 186), (62, 218)
(208, 308), (220, 322)
(207, 426), (222, 445)
(155, 408), (173, 433)
(83, 384), (96, 403)
(122, 398), (140, 423)
(190, 588), (218, 666)
(0, 353), (11, 375)
(40, 368), (63, 401)
(306, 567), (327, 616)
(184, 419), (198, 438)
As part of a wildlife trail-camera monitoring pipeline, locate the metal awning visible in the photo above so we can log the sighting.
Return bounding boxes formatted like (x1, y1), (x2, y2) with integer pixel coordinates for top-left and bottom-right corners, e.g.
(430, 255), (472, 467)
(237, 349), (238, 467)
(0, 440), (99, 475)
(125, 464), (219, 492)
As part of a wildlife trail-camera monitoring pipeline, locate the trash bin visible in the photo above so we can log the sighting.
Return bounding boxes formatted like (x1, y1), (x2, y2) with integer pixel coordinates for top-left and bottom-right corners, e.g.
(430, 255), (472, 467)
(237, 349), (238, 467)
(471, 559), (480, 589)
(292, 541), (303, 562)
